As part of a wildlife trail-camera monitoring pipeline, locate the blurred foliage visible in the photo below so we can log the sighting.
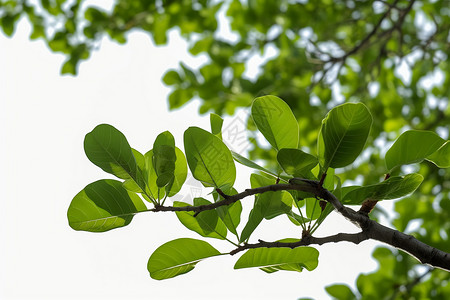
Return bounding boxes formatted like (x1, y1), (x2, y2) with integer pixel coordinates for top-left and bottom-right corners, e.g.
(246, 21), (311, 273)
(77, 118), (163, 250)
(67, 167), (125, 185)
(2, 0), (449, 298)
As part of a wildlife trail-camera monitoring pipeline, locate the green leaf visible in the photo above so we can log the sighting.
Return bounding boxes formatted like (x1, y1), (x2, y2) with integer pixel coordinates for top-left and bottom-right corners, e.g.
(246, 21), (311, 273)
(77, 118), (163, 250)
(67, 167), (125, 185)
(277, 148), (318, 177)
(231, 150), (279, 178)
(251, 95), (299, 150)
(162, 70), (182, 85)
(306, 198), (321, 220)
(147, 238), (221, 280)
(320, 103), (372, 170)
(84, 124), (139, 181)
(143, 147), (187, 200)
(426, 140), (450, 168)
(385, 130), (445, 171)
(67, 179), (147, 232)
(174, 199), (227, 239)
(123, 149), (146, 193)
(210, 113), (224, 139)
(153, 131), (176, 188)
(342, 173), (424, 205)
(325, 284), (357, 300)
(184, 127), (236, 189)
(234, 247), (319, 272)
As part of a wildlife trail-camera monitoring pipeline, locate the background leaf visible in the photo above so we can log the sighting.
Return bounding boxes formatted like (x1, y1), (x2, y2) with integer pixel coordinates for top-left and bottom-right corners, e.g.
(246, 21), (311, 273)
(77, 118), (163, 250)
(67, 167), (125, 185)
(67, 179), (147, 232)
(147, 238), (221, 280)
(251, 95), (299, 150)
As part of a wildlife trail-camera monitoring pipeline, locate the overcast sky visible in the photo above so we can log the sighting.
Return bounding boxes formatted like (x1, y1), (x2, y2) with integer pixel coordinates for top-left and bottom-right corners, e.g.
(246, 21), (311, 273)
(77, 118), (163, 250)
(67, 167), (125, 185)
(0, 17), (381, 300)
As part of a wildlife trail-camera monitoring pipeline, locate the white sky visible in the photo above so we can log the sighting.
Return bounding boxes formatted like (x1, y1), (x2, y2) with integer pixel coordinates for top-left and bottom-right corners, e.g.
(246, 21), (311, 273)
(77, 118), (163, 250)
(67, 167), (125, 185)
(0, 19), (380, 300)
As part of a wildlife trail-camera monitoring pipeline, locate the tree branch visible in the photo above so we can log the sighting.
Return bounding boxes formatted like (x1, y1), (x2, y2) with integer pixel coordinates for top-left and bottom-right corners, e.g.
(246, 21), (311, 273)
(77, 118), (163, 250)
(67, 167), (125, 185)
(151, 177), (450, 271)
(229, 232), (370, 255)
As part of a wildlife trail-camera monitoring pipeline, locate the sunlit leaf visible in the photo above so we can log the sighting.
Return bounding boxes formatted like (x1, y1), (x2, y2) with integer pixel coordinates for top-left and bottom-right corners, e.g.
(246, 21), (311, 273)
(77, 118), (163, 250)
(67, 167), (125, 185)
(234, 247), (319, 272)
(148, 238), (221, 280)
(67, 179), (147, 232)
(174, 199), (227, 239)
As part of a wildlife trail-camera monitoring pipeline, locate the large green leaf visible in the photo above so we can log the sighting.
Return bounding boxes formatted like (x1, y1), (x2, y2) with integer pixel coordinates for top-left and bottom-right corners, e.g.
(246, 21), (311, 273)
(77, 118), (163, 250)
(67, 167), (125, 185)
(342, 173), (424, 205)
(84, 124), (139, 181)
(174, 199), (227, 239)
(67, 179), (147, 232)
(251, 95), (299, 150)
(426, 140), (450, 168)
(385, 130), (445, 171)
(184, 127), (236, 189)
(234, 247), (319, 272)
(277, 148), (318, 177)
(147, 238), (221, 280)
(319, 103), (372, 170)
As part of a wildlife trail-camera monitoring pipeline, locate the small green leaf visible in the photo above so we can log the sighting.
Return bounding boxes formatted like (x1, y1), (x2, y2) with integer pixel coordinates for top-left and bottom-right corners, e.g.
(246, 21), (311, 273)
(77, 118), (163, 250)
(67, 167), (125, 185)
(174, 199), (227, 239)
(143, 147), (187, 200)
(342, 173), (424, 205)
(385, 130), (445, 171)
(426, 141), (450, 168)
(234, 247), (319, 272)
(148, 238), (221, 280)
(210, 113), (224, 139)
(162, 70), (182, 85)
(184, 127), (236, 189)
(277, 148), (318, 177)
(325, 284), (357, 300)
(320, 103), (372, 170)
(67, 179), (147, 232)
(251, 95), (299, 150)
